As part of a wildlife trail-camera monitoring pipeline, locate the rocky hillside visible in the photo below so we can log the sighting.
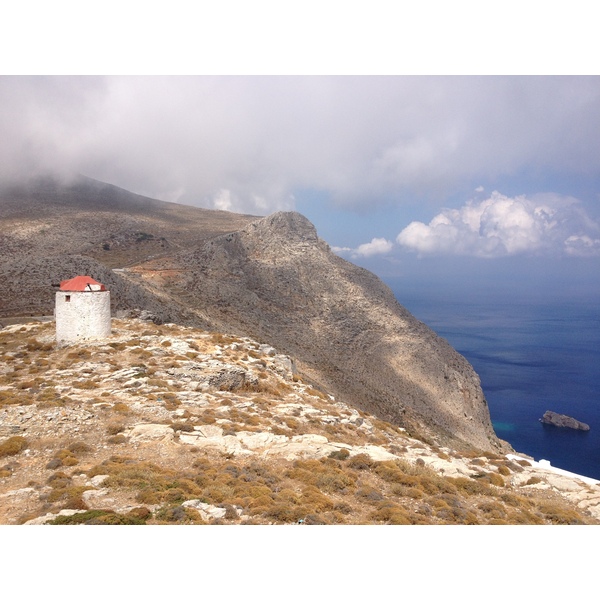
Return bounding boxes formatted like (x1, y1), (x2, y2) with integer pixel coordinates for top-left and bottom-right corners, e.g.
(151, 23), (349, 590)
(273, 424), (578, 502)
(1, 318), (599, 525)
(0, 174), (258, 267)
(136, 212), (502, 452)
(1, 176), (499, 452)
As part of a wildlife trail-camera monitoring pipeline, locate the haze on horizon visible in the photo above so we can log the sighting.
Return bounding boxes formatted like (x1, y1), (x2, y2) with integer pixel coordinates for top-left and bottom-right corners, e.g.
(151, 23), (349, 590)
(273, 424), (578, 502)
(2, 75), (600, 298)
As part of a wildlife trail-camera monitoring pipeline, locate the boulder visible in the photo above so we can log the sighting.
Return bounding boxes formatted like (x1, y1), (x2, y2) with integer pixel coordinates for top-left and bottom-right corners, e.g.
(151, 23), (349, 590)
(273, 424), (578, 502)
(540, 410), (590, 431)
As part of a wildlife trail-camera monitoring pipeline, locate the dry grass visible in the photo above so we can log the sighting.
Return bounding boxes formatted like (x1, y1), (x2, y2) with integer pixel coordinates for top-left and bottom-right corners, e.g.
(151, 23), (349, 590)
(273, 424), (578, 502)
(0, 436), (28, 458)
(0, 320), (597, 526)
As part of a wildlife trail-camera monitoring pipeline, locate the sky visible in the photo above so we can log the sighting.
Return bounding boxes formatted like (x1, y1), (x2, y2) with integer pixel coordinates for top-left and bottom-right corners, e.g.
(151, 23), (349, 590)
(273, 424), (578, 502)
(2, 3), (600, 302)
(2, 74), (600, 300)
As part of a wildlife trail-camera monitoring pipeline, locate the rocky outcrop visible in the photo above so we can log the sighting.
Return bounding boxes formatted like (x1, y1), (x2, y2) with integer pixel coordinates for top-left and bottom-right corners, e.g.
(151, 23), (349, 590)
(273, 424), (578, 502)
(540, 411), (590, 431)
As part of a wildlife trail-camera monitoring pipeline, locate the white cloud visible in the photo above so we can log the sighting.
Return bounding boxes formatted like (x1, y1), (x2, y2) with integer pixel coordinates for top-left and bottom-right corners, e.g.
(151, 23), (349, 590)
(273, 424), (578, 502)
(333, 237), (394, 259)
(397, 192), (600, 258)
(212, 189), (234, 212)
(564, 235), (600, 257)
(355, 237), (394, 257)
(331, 246), (353, 254)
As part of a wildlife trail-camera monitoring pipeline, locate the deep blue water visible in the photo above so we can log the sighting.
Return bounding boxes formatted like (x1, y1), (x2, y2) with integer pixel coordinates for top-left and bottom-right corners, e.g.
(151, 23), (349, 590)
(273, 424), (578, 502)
(386, 283), (600, 480)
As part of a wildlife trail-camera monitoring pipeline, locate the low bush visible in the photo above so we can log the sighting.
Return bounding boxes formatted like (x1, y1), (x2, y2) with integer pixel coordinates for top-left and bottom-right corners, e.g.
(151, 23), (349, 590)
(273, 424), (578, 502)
(328, 448), (350, 460)
(47, 484), (90, 505)
(0, 436), (28, 458)
(106, 419), (127, 435)
(52, 449), (79, 467)
(523, 476), (542, 486)
(171, 421), (195, 433)
(390, 484), (424, 499)
(107, 435), (128, 445)
(68, 441), (93, 455)
(355, 485), (384, 503)
(154, 505), (205, 524)
(346, 453), (375, 470)
(449, 476), (496, 497)
(73, 380), (100, 390)
(486, 472), (506, 487)
(263, 503), (304, 523)
(369, 502), (412, 525)
(537, 501), (586, 525)
(48, 509), (149, 525)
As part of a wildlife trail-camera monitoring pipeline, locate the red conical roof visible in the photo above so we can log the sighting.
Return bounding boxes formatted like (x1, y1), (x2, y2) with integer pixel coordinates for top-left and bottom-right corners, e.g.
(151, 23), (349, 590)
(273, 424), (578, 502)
(59, 276), (107, 291)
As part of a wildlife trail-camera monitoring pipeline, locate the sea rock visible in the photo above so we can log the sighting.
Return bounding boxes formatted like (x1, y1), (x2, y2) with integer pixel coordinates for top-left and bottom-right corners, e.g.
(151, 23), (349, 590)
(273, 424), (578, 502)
(126, 423), (176, 441)
(540, 410), (590, 431)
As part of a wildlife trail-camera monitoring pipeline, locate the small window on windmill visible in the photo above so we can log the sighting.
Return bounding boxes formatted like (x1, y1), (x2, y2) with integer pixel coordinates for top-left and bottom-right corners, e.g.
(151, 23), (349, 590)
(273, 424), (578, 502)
(65, 295), (71, 302)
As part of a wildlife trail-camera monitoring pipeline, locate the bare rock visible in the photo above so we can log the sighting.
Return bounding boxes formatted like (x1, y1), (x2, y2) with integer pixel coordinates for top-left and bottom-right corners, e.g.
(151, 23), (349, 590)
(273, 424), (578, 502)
(126, 423), (175, 442)
(540, 410), (590, 431)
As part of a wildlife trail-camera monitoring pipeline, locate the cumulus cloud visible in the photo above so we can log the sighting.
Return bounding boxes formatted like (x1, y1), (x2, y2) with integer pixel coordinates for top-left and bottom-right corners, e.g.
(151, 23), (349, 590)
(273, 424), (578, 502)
(333, 237), (394, 259)
(397, 192), (600, 258)
(2, 76), (600, 216)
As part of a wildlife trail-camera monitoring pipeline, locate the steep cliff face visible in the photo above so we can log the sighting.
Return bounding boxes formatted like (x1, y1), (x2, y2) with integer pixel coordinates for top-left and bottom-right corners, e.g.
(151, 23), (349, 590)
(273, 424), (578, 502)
(164, 212), (504, 452)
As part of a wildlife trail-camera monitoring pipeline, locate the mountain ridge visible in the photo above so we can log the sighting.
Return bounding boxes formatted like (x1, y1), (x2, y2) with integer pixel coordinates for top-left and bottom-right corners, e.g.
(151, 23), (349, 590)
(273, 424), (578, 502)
(1, 176), (504, 453)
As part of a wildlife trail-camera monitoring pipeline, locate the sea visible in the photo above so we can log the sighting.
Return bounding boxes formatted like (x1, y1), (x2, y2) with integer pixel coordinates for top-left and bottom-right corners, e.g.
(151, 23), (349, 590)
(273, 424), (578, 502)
(385, 280), (600, 480)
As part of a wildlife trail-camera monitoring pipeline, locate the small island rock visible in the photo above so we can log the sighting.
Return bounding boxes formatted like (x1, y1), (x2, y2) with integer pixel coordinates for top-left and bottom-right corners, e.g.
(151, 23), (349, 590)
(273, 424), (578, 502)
(540, 410), (590, 431)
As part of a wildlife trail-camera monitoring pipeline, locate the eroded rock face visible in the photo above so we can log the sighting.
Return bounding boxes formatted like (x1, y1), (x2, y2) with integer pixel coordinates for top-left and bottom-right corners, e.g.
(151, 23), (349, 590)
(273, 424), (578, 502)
(174, 212), (504, 452)
(540, 411), (590, 431)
